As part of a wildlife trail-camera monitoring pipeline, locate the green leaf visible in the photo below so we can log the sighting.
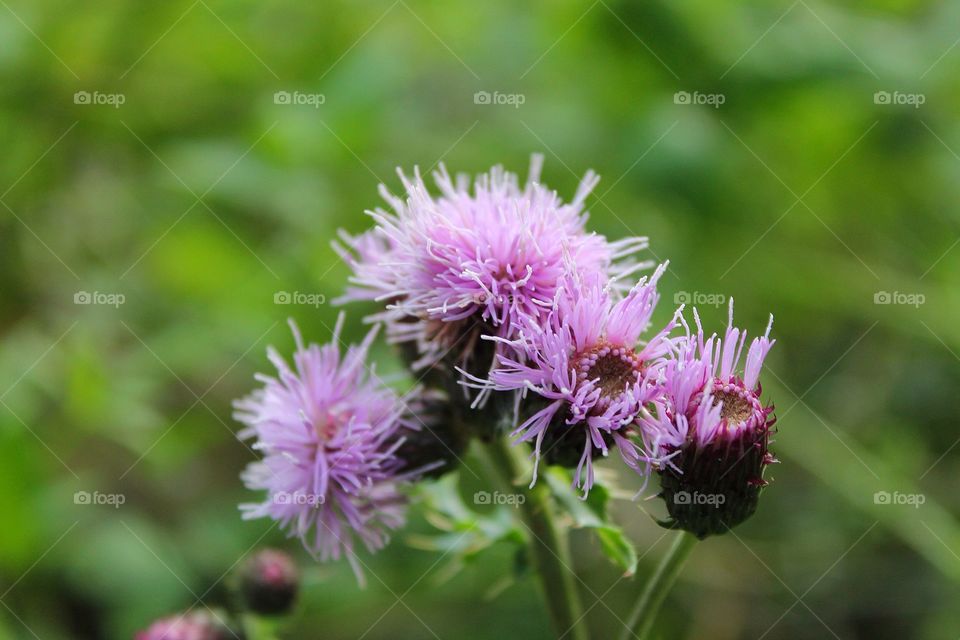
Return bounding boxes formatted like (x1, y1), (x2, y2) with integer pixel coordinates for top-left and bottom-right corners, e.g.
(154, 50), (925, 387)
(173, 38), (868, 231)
(408, 473), (525, 563)
(544, 468), (639, 575)
(595, 526), (639, 576)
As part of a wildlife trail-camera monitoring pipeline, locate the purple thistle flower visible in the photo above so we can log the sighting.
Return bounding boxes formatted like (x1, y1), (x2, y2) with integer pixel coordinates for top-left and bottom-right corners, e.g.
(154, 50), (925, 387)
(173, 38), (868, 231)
(469, 263), (681, 497)
(334, 155), (648, 376)
(648, 301), (777, 538)
(234, 316), (415, 583)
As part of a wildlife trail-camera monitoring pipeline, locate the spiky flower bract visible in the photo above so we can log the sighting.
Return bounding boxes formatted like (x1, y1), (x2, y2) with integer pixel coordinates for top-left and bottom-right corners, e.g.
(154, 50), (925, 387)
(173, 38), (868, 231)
(334, 155), (648, 380)
(648, 301), (777, 538)
(470, 263), (681, 497)
(234, 317), (415, 583)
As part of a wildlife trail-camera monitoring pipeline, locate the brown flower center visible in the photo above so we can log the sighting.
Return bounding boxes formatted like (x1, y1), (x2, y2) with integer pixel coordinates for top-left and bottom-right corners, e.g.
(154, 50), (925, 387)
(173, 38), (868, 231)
(714, 390), (755, 425)
(575, 342), (643, 399)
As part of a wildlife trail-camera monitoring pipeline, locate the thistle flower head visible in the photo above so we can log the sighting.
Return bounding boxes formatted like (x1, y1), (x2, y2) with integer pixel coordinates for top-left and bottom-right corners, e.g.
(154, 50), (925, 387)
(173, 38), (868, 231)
(334, 155), (648, 376)
(234, 316), (416, 583)
(649, 301), (777, 538)
(471, 263), (680, 496)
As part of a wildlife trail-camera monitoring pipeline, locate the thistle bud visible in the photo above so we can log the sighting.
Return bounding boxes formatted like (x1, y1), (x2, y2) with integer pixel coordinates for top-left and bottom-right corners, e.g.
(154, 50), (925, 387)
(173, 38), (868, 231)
(647, 304), (777, 538)
(136, 610), (241, 640)
(658, 414), (776, 538)
(238, 549), (299, 616)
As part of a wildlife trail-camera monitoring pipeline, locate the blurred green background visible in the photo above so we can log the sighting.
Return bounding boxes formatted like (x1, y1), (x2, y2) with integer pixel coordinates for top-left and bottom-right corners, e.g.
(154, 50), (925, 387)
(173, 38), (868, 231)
(1, 0), (959, 638)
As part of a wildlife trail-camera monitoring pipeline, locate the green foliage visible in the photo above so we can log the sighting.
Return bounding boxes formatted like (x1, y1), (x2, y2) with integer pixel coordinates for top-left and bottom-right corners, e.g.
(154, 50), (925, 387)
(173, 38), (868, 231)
(2, 0), (960, 638)
(545, 469), (639, 576)
(410, 473), (525, 563)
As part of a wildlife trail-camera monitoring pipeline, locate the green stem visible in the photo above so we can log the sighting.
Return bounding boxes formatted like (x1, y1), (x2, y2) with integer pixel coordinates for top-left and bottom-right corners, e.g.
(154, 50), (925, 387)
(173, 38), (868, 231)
(241, 614), (280, 640)
(484, 437), (589, 640)
(620, 531), (698, 640)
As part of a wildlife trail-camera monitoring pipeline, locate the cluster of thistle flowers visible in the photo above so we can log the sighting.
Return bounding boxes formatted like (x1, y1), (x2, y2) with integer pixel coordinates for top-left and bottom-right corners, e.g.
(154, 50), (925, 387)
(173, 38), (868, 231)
(233, 156), (778, 583)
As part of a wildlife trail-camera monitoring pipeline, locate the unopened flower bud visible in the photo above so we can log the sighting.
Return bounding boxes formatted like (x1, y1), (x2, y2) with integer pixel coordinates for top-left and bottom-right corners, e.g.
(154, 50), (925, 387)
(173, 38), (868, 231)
(658, 421), (776, 539)
(136, 610), (241, 640)
(238, 549), (299, 616)
(649, 303), (778, 538)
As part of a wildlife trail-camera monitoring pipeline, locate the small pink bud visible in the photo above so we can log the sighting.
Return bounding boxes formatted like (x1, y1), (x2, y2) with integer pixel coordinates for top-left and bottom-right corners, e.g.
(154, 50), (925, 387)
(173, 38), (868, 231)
(238, 549), (299, 616)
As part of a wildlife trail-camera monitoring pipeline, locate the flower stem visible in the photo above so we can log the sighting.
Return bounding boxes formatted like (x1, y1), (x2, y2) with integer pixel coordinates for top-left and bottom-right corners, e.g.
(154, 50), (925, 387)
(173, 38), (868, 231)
(241, 614), (280, 640)
(620, 531), (698, 640)
(485, 437), (589, 640)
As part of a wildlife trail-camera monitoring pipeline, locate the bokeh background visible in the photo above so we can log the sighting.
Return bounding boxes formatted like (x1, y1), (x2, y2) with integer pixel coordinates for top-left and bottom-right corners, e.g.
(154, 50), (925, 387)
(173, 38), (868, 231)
(2, 0), (959, 638)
